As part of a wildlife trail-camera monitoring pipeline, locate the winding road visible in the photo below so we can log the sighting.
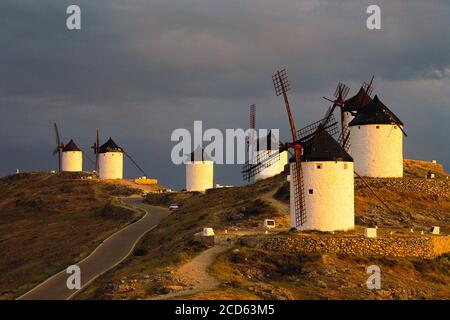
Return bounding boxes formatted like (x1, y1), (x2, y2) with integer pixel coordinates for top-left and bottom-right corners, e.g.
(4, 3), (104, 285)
(18, 197), (169, 300)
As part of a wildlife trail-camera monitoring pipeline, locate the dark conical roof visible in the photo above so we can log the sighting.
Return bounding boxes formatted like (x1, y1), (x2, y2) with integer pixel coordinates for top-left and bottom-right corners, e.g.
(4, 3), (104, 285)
(62, 139), (82, 152)
(186, 146), (212, 162)
(290, 128), (353, 162)
(98, 137), (123, 153)
(348, 95), (403, 126)
(343, 87), (372, 112)
(256, 130), (279, 151)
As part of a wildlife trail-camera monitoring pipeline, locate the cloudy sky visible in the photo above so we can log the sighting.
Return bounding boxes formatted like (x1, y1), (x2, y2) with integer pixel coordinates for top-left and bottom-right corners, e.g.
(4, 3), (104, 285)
(1, 0), (449, 189)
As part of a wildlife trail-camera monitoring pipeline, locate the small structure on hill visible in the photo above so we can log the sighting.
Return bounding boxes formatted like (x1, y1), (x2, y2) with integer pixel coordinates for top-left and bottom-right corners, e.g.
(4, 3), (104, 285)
(185, 147), (214, 192)
(203, 227), (215, 236)
(264, 219), (276, 229)
(364, 228), (377, 238)
(431, 226), (440, 235)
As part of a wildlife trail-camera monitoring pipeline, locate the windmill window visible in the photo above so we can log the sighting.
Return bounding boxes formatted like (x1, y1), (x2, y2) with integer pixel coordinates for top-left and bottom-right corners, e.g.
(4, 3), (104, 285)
(344, 163), (348, 170)
(394, 126), (398, 129)
(376, 126), (380, 129)
(316, 163), (323, 169)
(358, 126), (361, 129)
(309, 189), (313, 194)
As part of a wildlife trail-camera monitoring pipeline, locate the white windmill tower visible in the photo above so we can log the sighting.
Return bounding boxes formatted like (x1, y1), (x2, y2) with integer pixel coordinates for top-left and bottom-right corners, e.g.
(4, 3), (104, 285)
(61, 140), (83, 172)
(288, 129), (355, 231)
(185, 146), (213, 192)
(53, 123), (83, 173)
(245, 105), (288, 182)
(348, 94), (406, 178)
(254, 131), (288, 181)
(97, 137), (124, 179)
(92, 130), (149, 180)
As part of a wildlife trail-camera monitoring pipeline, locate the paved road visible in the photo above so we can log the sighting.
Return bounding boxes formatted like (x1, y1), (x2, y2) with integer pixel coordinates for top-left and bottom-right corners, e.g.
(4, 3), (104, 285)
(18, 197), (169, 300)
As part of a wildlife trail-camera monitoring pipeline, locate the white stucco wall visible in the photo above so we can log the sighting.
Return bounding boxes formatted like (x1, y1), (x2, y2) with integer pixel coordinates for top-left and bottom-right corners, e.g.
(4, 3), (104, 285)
(186, 161), (214, 192)
(98, 152), (123, 179)
(289, 161), (355, 232)
(61, 151), (82, 172)
(349, 124), (403, 177)
(255, 150), (288, 181)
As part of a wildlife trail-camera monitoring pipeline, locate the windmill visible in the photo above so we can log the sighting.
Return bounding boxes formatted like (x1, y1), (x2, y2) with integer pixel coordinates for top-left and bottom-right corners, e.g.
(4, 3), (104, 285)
(53, 123), (65, 172)
(322, 81), (395, 214)
(94, 131), (149, 179)
(242, 71), (394, 229)
(321, 78), (377, 152)
(53, 123), (95, 172)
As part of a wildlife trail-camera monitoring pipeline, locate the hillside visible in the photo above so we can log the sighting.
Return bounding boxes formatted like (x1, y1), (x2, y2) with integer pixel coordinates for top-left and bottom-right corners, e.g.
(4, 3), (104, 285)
(76, 159), (449, 300)
(0, 172), (146, 299)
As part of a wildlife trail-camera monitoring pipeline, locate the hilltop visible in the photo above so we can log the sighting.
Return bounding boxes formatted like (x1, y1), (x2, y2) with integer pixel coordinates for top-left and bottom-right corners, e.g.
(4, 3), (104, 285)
(0, 171), (165, 299)
(75, 159), (449, 300)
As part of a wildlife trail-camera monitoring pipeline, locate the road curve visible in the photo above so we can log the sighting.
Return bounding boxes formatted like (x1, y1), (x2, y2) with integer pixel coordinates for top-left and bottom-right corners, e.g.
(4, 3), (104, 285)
(18, 197), (169, 300)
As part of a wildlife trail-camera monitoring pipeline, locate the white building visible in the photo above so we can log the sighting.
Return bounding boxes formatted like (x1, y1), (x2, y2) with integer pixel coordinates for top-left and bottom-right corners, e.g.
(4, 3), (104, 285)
(185, 147), (213, 192)
(254, 131), (288, 181)
(98, 137), (124, 179)
(348, 95), (404, 178)
(289, 130), (354, 232)
(61, 139), (83, 172)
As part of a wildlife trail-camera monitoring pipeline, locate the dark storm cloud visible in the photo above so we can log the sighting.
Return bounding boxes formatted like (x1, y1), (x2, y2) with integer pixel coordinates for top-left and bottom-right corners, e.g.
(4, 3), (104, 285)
(0, 0), (449, 188)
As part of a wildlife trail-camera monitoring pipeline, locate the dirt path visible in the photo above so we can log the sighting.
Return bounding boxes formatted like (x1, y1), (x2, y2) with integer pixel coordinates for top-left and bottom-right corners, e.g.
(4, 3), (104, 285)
(261, 190), (289, 212)
(152, 244), (232, 300)
(151, 192), (287, 300)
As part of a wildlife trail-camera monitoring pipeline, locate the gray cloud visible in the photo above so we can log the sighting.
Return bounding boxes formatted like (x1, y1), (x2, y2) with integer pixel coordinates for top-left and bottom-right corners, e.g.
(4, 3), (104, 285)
(0, 0), (449, 188)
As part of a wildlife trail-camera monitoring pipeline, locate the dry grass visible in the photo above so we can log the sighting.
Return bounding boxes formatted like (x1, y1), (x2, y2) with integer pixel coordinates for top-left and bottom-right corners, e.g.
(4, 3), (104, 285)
(47, 159), (450, 300)
(0, 172), (143, 299)
(208, 247), (450, 300)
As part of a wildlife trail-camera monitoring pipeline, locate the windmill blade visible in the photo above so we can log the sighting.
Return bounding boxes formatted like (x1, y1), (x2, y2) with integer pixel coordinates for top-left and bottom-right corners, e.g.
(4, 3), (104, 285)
(361, 76), (375, 107)
(54, 123), (61, 147)
(292, 145), (306, 227)
(272, 68), (306, 226)
(354, 171), (395, 214)
(297, 113), (339, 141)
(382, 110), (408, 137)
(124, 151), (148, 177)
(246, 104), (256, 152)
(322, 82), (350, 127)
(242, 149), (281, 181)
(53, 123), (63, 172)
(272, 69), (298, 142)
(91, 129), (100, 172)
(334, 82), (350, 101)
(338, 126), (351, 152)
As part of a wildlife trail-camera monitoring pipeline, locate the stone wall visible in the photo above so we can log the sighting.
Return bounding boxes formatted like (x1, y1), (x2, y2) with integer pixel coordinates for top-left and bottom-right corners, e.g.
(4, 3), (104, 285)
(239, 235), (450, 259)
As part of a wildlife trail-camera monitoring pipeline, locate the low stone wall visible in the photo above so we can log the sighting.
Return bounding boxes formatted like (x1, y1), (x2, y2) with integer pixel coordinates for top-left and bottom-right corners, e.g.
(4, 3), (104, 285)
(239, 235), (450, 259)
